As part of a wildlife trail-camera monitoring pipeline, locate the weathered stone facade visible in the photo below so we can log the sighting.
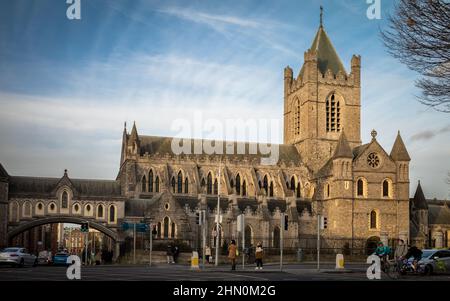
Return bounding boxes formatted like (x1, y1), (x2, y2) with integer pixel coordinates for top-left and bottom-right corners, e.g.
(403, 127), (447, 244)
(2, 20), (440, 256)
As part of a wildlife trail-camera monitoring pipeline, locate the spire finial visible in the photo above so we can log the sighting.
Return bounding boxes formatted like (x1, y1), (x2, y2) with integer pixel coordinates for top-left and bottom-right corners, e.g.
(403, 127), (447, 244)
(320, 6), (323, 27)
(371, 129), (377, 140)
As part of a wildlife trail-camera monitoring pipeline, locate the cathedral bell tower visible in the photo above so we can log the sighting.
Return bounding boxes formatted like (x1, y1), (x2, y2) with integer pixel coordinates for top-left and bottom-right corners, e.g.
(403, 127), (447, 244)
(283, 7), (362, 172)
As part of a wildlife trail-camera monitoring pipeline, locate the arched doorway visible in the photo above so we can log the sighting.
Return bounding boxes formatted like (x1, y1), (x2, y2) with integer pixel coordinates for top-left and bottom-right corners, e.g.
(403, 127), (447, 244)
(366, 236), (380, 255)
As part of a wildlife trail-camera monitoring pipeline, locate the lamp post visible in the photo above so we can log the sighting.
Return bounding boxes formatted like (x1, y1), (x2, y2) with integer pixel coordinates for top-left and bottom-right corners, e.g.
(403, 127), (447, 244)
(215, 164), (221, 266)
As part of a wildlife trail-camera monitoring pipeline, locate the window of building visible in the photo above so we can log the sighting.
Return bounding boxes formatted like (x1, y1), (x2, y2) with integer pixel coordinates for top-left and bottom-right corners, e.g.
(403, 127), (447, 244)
(157, 222), (162, 239)
(269, 181), (274, 197)
(163, 216), (169, 239)
(242, 180), (247, 196)
(184, 177), (189, 194)
(171, 222), (176, 239)
(326, 94), (341, 132)
(236, 174), (241, 195)
(23, 201), (31, 217)
(367, 152), (380, 168)
(382, 180), (389, 197)
(62, 191), (68, 209)
(207, 173), (212, 194)
(97, 205), (104, 218)
(357, 179), (364, 196)
(263, 175), (268, 195)
(326, 183), (330, 198)
(149, 170), (153, 193)
(109, 205), (116, 223)
(370, 210), (377, 229)
(177, 171), (183, 193)
(155, 176), (160, 192)
(142, 175), (147, 192)
(295, 99), (300, 136)
(171, 177), (176, 193)
(290, 176), (296, 192)
(297, 182), (301, 198)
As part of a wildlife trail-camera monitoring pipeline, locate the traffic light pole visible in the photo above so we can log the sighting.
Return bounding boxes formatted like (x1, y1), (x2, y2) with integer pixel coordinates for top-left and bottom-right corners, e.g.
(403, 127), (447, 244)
(317, 214), (321, 271)
(149, 223), (153, 267)
(133, 223), (136, 265)
(280, 213), (284, 272)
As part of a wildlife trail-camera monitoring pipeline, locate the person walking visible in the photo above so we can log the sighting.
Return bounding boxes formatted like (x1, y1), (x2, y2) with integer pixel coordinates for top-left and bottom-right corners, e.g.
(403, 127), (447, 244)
(173, 245), (180, 263)
(228, 240), (237, 271)
(394, 239), (408, 268)
(205, 245), (211, 263)
(255, 242), (264, 270)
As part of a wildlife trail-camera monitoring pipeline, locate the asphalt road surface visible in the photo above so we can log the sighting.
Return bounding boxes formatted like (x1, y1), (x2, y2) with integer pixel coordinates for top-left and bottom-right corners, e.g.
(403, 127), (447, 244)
(1, 262), (449, 281)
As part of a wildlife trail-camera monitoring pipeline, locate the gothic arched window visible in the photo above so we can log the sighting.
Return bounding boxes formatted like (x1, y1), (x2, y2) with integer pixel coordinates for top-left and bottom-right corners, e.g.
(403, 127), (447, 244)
(290, 177), (296, 191)
(157, 222), (162, 238)
(142, 175), (147, 192)
(326, 94), (341, 132)
(109, 205), (116, 223)
(97, 205), (104, 218)
(382, 180), (389, 197)
(269, 181), (274, 197)
(177, 171), (183, 193)
(149, 170), (153, 193)
(242, 180), (247, 196)
(297, 182), (301, 198)
(357, 179), (364, 196)
(184, 177), (189, 194)
(155, 176), (160, 192)
(171, 222), (176, 239)
(370, 210), (377, 229)
(164, 217), (169, 239)
(263, 175), (268, 195)
(61, 191), (68, 209)
(236, 174), (241, 195)
(171, 177), (176, 193)
(207, 173), (212, 194)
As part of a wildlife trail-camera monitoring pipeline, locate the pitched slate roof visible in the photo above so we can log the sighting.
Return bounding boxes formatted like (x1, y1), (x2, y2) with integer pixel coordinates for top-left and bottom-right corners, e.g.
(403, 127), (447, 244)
(428, 205), (450, 225)
(8, 176), (122, 197)
(390, 131), (411, 161)
(138, 135), (302, 165)
(0, 163), (8, 181)
(333, 131), (353, 159)
(310, 26), (346, 76)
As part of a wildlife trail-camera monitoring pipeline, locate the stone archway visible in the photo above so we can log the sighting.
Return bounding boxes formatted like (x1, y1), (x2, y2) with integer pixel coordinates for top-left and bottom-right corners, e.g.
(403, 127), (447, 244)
(7, 216), (119, 243)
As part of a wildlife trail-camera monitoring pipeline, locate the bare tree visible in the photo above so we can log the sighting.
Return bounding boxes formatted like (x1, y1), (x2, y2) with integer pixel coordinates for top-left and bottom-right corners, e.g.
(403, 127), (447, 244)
(381, 0), (450, 112)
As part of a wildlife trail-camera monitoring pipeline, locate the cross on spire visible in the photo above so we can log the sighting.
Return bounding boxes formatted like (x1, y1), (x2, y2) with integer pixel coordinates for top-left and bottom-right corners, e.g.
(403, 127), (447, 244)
(320, 6), (324, 27)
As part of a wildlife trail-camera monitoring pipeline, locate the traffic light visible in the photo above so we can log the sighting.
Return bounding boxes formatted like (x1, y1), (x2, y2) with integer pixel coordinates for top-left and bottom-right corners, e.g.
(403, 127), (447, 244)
(196, 211), (200, 225)
(80, 222), (89, 232)
(284, 215), (289, 231)
(323, 217), (328, 229)
(151, 225), (157, 237)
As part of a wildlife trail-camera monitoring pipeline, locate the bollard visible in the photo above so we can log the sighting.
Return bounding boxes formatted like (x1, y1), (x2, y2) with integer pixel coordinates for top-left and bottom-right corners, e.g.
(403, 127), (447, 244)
(297, 248), (303, 262)
(335, 253), (344, 269)
(191, 251), (199, 270)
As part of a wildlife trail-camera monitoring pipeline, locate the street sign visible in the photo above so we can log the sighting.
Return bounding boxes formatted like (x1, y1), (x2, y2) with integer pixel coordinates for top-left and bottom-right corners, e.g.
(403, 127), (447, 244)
(122, 222), (148, 232)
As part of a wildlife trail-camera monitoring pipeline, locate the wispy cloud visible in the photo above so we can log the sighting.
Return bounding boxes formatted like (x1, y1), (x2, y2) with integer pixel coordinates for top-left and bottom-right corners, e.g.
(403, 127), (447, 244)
(410, 124), (450, 142)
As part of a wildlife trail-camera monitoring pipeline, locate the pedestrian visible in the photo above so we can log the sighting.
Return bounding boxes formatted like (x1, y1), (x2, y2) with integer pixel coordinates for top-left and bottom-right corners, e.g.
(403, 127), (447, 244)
(228, 240), (237, 271)
(167, 244), (174, 264)
(205, 245), (211, 263)
(394, 239), (408, 271)
(255, 242), (264, 270)
(173, 245), (180, 263)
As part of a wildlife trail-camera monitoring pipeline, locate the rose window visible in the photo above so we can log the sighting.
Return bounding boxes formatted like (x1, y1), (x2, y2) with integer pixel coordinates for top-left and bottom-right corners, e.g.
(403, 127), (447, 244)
(367, 153), (380, 168)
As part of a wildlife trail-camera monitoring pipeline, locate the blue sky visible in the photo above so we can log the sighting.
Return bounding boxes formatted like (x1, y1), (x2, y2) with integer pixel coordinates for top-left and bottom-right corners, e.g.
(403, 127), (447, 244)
(0, 0), (449, 199)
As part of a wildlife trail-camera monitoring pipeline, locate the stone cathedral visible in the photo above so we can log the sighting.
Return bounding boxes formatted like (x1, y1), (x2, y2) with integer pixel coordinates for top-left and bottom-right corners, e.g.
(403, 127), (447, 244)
(2, 16), (448, 257)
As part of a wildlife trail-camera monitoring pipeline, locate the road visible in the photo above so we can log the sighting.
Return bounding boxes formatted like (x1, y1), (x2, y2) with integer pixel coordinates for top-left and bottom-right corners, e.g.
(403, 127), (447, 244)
(1, 262), (450, 281)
